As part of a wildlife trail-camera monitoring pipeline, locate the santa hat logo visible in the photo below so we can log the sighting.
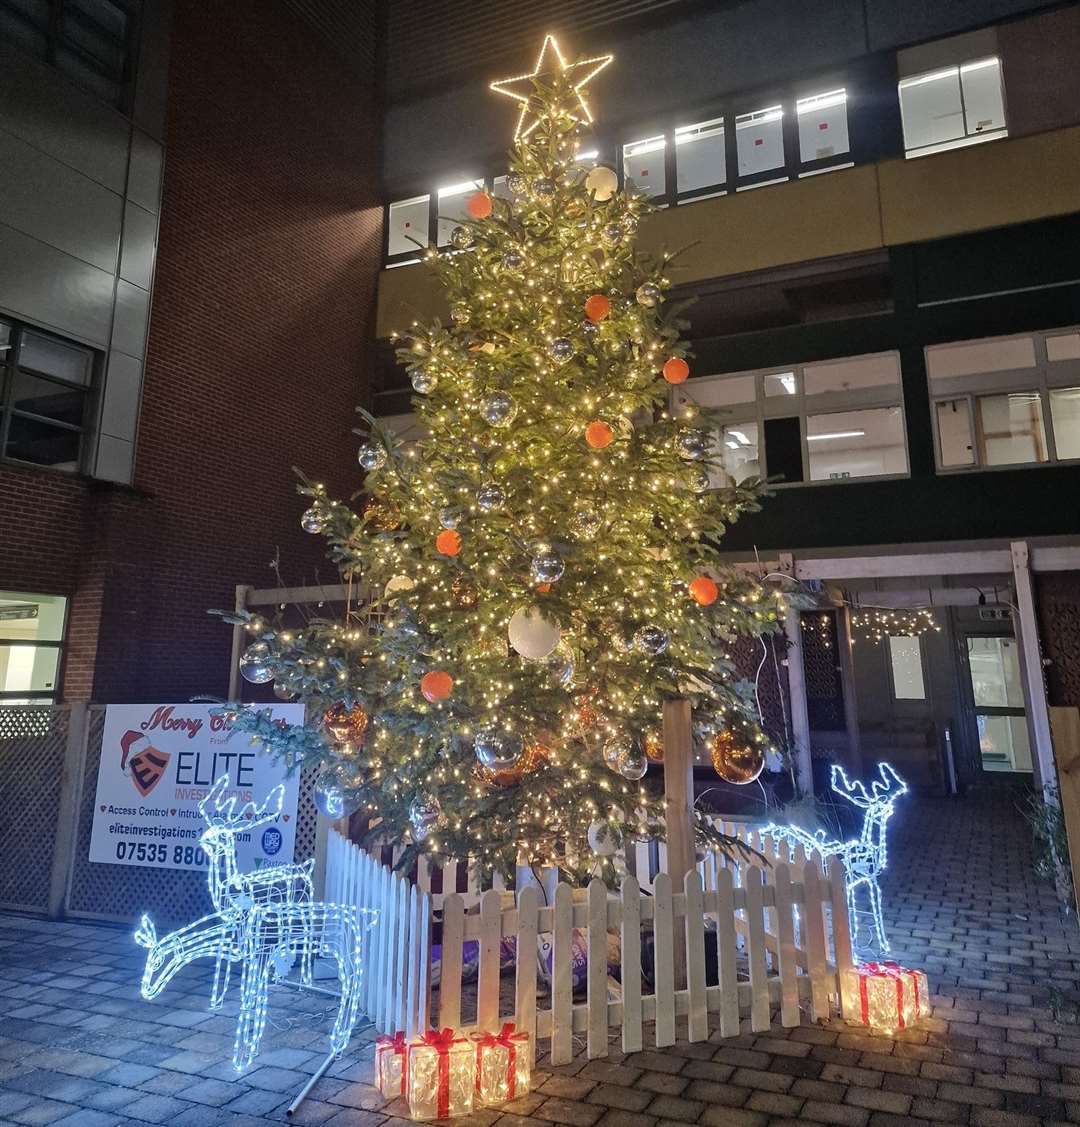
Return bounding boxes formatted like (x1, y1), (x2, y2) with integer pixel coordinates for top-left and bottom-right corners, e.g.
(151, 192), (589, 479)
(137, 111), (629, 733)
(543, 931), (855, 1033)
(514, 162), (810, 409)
(120, 729), (170, 797)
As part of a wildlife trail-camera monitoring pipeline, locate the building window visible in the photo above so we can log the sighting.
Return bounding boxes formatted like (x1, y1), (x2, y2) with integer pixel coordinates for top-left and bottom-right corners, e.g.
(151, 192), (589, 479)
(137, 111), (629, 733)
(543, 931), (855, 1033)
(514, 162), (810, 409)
(0, 591), (67, 704)
(674, 118), (725, 199)
(796, 88), (850, 165)
(888, 635), (926, 700)
(436, 179), (484, 247)
(0, 319), (94, 472)
(927, 327), (1080, 470)
(0, 0), (135, 108)
(674, 350), (907, 488)
(622, 134), (666, 199)
(899, 57), (1007, 158)
(735, 104), (785, 184)
(387, 195), (430, 260)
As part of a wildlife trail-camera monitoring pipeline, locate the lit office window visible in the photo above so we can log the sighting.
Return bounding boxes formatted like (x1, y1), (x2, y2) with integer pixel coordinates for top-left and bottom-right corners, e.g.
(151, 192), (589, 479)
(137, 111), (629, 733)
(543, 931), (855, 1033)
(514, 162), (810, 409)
(623, 135), (666, 198)
(1, 320), (93, 472)
(806, 407), (907, 481)
(899, 57), (1007, 158)
(0, 591), (67, 704)
(436, 179), (483, 247)
(719, 423), (760, 483)
(763, 370), (798, 397)
(675, 118), (726, 197)
(796, 88), (849, 163)
(387, 196), (430, 258)
(735, 105), (784, 180)
(927, 328), (1080, 469)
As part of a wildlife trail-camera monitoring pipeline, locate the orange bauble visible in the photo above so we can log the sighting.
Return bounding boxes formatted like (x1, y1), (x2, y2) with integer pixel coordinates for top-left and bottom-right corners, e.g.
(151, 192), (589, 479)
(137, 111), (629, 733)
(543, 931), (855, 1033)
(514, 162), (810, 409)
(420, 670), (453, 702)
(689, 576), (719, 606)
(585, 421), (614, 449)
(465, 191), (492, 219)
(322, 702), (369, 747)
(644, 730), (665, 763)
(535, 582), (552, 593)
(584, 294), (611, 323)
(436, 529), (461, 556)
(663, 357), (690, 384)
(709, 728), (765, 785)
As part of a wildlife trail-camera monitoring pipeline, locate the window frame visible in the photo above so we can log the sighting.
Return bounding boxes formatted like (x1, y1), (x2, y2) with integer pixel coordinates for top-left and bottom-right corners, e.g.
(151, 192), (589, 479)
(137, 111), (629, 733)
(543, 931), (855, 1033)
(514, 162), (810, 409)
(927, 326), (1080, 474)
(0, 316), (96, 475)
(899, 55), (1008, 160)
(672, 349), (909, 490)
(0, 591), (69, 704)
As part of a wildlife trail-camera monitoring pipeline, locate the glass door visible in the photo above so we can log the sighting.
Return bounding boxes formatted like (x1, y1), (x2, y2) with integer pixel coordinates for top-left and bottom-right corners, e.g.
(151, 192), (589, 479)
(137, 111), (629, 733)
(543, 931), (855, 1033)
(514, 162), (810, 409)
(963, 634), (1032, 774)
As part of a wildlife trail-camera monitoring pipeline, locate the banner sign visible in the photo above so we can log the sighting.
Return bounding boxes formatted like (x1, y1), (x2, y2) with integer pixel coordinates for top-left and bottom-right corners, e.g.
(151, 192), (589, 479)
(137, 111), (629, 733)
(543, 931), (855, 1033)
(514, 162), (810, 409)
(89, 703), (303, 872)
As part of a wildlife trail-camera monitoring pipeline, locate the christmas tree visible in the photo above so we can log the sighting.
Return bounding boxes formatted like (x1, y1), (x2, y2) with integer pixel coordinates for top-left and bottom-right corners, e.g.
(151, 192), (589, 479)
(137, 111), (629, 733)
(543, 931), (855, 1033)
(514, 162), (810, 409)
(226, 38), (781, 882)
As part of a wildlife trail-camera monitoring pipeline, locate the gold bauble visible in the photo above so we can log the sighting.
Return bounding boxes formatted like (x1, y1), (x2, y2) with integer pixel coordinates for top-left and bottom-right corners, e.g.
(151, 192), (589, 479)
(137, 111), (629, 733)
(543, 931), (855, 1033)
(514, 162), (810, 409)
(476, 739), (550, 788)
(363, 500), (401, 531)
(452, 577), (478, 608)
(644, 730), (664, 763)
(709, 728), (764, 785)
(322, 701), (369, 747)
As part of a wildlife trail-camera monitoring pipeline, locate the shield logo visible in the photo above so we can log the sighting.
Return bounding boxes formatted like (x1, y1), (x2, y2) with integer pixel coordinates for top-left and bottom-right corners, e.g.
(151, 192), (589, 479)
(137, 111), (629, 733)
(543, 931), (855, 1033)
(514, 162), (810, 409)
(120, 730), (171, 797)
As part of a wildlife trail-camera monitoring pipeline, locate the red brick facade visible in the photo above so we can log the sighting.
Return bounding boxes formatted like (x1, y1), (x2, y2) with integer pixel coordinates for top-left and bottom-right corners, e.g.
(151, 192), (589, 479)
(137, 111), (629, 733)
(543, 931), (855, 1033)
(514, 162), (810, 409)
(0, 0), (383, 703)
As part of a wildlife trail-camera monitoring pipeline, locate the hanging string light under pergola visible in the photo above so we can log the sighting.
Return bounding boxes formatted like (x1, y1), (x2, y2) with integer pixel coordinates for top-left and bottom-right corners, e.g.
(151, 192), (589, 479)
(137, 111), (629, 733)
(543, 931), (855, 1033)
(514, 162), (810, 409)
(851, 608), (941, 644)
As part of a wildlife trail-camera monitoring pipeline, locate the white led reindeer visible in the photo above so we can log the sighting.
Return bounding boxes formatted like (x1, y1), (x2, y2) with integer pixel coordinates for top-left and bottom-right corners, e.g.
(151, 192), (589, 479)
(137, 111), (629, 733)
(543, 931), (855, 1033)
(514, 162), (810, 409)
(198, 776), (315, 1006)
(764, 762), (908, 952)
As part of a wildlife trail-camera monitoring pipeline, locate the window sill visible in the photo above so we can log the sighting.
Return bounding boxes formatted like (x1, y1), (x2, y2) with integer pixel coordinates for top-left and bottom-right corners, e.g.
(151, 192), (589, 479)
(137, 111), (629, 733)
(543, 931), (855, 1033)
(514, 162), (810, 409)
(904, 129), (1008, 160)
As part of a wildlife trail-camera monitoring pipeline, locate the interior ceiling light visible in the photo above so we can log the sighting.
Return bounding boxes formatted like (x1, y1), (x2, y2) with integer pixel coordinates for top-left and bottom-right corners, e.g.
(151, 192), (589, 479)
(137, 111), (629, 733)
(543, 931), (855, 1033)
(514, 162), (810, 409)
(807, 429), (866, 441)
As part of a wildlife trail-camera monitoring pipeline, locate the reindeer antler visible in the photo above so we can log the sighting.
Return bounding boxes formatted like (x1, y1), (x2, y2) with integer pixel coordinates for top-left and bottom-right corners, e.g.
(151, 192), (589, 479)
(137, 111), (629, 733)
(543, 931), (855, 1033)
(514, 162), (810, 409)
(198, 775), (238, 827)
(233, 784), (287, 833)
(829, 764), (873, 808)
(133, 913), (158, 949)
(870, 761), (909, 803)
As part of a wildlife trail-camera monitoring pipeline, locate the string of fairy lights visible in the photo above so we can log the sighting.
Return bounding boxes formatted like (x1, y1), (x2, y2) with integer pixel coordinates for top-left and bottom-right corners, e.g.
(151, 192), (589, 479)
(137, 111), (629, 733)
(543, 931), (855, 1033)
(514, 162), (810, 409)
(802, 605), (943, 646)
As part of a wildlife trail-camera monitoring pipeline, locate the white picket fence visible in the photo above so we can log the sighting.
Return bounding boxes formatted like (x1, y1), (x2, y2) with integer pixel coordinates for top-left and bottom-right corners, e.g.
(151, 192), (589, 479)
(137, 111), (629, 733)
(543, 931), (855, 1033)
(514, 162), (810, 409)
(325, 827), (855, 1059)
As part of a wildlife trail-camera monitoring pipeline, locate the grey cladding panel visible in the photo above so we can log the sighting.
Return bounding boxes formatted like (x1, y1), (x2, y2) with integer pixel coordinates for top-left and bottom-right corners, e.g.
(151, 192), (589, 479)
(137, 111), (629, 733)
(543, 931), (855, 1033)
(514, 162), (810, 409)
(111, 280), (150, 359)
(0, 222), (115, 347)
(100, 349), (143, 441)
(0, 127), (122, 273)
(866, 0), (1060, 52)
(120, 204), (157, 290)
(127, 130), (164, 214)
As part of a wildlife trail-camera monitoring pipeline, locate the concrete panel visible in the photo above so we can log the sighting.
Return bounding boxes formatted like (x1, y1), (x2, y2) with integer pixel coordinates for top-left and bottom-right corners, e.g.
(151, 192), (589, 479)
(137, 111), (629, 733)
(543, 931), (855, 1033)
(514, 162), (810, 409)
(94, 433), (135, 484)
(100, 349), (143, 441)
(119, 203), (157, 290)
(867, 0), (1060, 53)
(127, 130), (164, 214)
(0, 222), (115, 347)
(0, 127), (122, 272)
(999, 6), (1080, 140)
(111, 280), (150, 358)
(0, 41), (130, 192)
(878, 126), (1080, 247)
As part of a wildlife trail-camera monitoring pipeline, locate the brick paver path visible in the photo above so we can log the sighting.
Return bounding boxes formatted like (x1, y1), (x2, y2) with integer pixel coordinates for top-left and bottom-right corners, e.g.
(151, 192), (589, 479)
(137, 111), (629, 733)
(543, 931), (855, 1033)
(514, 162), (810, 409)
(2, 790), (1078, 1125)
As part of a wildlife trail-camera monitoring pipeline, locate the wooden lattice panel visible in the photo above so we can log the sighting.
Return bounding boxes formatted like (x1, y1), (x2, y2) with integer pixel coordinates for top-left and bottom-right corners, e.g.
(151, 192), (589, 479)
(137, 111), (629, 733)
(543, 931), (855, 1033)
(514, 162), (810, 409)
(0, 706), (68, 912)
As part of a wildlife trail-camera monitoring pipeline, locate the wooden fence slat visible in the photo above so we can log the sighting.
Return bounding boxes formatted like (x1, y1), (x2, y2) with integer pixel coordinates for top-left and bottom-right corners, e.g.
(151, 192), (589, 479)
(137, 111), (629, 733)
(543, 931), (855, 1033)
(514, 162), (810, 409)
(745, 867), (770, 1033)
(515, 886), (539, 1066)
(713, 866), (740, 1038)
(773, 864), (800, 1028)
(477, 888), (502, 1032)
(551, 883), (574, 1066)
(827, 857), (855, 1019)
(683, 871), (708, 1043)
(617, 874), (641, 1054)
(439, 892), (464, 1030)
(586, 880), (609, 1059)
(652, 873), (676, 1048)
(802, 863), (831, 1021)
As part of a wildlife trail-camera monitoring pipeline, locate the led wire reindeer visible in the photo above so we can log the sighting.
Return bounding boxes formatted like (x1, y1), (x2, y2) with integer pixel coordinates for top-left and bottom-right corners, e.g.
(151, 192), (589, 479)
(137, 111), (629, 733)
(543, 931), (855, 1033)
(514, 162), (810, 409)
(198, 776), (315, 1005)
(764, 762), (908, 953)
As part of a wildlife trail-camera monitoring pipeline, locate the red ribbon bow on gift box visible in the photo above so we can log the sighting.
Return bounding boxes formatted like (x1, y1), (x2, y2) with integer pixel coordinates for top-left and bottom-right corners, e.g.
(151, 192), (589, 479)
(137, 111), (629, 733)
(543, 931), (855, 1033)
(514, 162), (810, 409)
(375, 1032), (407, 1095)
(407, 1028), (458, 1118)
(474, 1022), (526, 1100)
(857, 961), (923, 1029)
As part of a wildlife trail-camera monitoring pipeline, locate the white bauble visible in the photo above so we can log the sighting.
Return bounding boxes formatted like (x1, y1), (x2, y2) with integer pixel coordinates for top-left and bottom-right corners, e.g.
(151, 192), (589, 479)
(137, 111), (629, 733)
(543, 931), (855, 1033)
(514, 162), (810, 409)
(587, 820), (618, 856)
(585, 165), (618, 202)
(507, 606), (561, 660)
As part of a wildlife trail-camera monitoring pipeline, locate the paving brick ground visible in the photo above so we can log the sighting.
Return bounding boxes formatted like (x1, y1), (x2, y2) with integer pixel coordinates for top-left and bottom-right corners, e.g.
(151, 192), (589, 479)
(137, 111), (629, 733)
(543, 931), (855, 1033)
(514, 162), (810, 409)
(2, 789), (1079, 1125)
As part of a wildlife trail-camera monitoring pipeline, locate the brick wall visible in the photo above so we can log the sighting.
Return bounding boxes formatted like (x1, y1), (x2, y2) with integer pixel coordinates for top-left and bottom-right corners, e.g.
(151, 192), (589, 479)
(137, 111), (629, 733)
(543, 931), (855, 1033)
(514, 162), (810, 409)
(0, 0), (383, 704)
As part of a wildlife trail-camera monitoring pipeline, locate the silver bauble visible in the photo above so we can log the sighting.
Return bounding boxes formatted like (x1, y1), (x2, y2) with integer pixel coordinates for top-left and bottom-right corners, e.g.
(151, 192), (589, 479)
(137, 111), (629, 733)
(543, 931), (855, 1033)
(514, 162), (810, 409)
(569, 508), (601, 540)
(580, 319), (598, 338)
(617, 743), (649, 780)
(601, 223), (624, 245)
(411, 369), (437, 395)
(634, 625), (670, 655)
(533, 177), (556, 198)
(603, 732), (632, 770)
(313, 766), (362, 820)
(476, 483), (505, 511)
(530, 547), (565, 584)
(687, 467), (711, 494)
(449, 225), (474, 249)
(502, 249), (524, 271)
(438, 508), (460, 529)
(357, 443), (387, 471)
(548, 337), (574, 363)
(239, 642), (273, 684)
(272, 681), (297, 701)
(623, 214), (640, 235)
(506, 172), (527, 196)
(474, 726), (523, 770)
(677, 429), (709, 460)
(409, 797), (443, 842)
(547, 642), (575, 686)
(481, 391), (518, 427)
(300, 505), (327, 534)
(636, 282), (661, 307)
(450, 304), (470, 324)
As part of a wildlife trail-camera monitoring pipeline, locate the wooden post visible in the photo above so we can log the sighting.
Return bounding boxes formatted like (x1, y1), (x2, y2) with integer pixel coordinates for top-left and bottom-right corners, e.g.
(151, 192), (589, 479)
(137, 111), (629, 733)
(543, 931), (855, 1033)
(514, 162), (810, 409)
(1010, 542), (1057, 797)
(782, 597), (814, 796)
(227, 583), (252, 700)
(1050, 706), (1080, 912)
(835, 605), (863, 775)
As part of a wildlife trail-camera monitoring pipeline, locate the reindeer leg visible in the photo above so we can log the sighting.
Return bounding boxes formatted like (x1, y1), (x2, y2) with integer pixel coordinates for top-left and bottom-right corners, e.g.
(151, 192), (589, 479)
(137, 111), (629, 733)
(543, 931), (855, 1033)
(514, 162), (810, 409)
(210, 948), (231, 1009)
(867, 878), (889, 954)
(328, 943), (362, 1056)
(234, 949), (271, 1070)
